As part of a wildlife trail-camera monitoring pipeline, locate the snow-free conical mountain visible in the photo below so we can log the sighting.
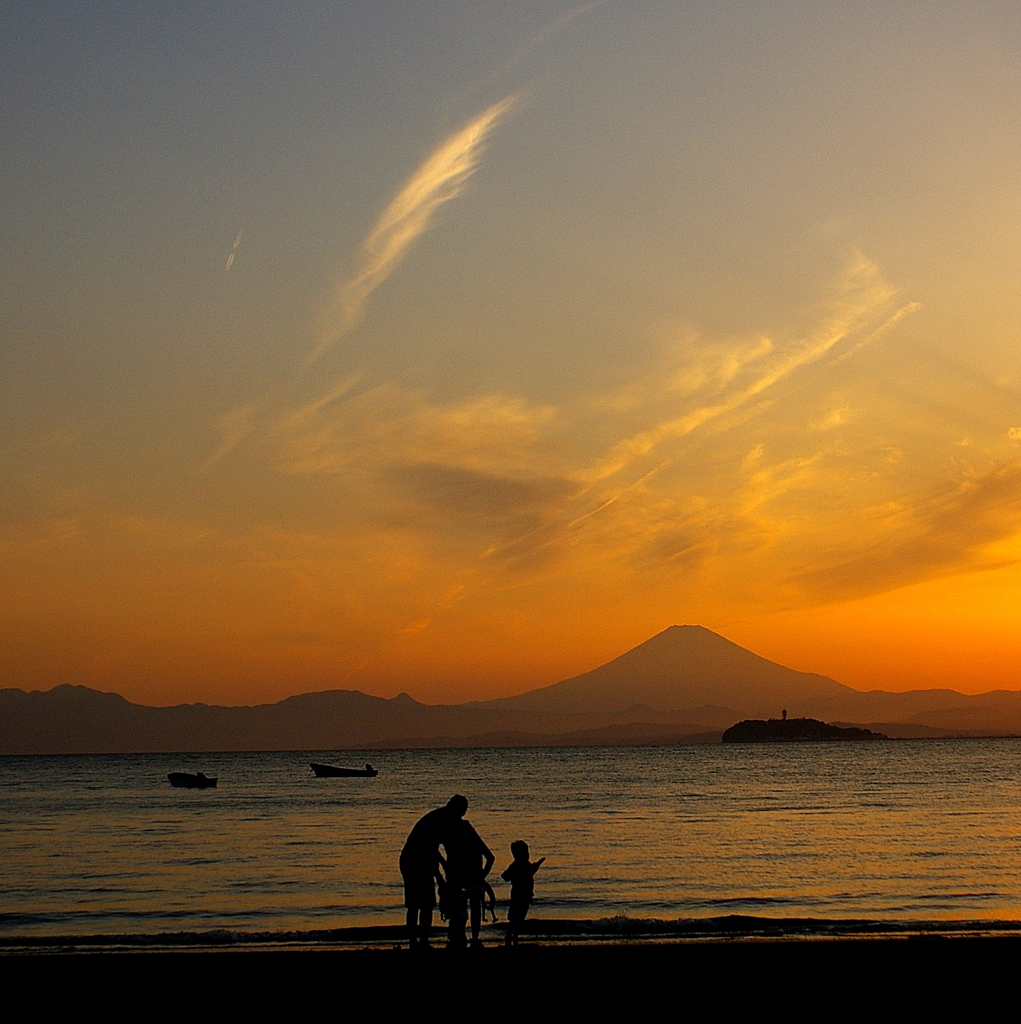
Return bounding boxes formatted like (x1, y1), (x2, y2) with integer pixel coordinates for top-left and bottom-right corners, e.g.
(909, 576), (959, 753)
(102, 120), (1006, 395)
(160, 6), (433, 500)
(484, 625), (1021, 731)
(6, 625), (1021, 753)
(485, 625), (855, 718)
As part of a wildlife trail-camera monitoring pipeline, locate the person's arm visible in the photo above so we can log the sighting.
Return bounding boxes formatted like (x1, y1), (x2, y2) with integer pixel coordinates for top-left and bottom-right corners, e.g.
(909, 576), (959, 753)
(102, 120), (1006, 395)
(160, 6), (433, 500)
(531, 857), (546, 875)
(482, 842), (495, 878)
(501, 863), (514, 882)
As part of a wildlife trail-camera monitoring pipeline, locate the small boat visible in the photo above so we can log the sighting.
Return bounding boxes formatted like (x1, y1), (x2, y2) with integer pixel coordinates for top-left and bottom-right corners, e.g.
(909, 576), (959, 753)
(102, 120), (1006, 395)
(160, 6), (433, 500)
(310, 762), (378, 778)
(168, 771), (218, 788)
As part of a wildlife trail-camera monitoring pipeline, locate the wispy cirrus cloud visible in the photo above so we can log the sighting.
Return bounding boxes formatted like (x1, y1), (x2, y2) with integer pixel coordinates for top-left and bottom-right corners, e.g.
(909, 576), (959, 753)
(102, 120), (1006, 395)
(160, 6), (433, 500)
(272, 383), (555, 478)
(581, 253), (900, 485)
(211, 181), (996, 635)
(793, 459), (1021, 600)
(837, 300), (921, 361)
(261, 253), (926, 589)
(207, 96), (518, 465)
(206, 403), (259, 468)
(308, 95), (518, 362)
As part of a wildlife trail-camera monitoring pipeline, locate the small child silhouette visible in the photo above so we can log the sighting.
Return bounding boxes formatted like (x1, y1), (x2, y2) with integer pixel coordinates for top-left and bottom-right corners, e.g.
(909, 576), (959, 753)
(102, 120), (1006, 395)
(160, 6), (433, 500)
(500, 840), (544, 945)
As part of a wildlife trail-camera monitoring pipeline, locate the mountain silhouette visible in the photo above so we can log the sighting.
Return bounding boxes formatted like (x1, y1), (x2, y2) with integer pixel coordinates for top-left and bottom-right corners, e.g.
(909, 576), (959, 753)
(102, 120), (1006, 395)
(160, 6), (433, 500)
(4, 625), (1021, 752)
(484, 625), (854, 716)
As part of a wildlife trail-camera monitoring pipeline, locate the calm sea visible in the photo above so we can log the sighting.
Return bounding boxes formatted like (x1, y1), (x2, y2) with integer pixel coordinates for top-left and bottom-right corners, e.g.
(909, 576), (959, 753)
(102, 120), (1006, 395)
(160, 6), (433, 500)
(4, 741), (1021, 938)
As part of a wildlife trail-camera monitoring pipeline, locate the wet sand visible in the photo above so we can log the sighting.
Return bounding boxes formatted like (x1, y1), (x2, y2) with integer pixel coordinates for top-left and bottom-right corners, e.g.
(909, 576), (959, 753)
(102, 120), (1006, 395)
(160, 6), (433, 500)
(0, 939), (1012, 1013)
(5, 912), (1021, 951)
(2, 918), (1017, 1009)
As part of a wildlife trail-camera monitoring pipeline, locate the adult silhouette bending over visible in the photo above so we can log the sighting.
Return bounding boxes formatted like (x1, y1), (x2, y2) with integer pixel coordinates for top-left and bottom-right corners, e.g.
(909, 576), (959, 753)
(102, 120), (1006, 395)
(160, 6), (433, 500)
(443, 816), (494, 948)
(399, 794), (468, 948)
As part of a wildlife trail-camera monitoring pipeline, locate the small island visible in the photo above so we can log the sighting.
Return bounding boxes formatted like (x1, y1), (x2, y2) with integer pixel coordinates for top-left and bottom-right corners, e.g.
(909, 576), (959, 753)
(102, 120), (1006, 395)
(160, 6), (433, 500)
(722, 716), (886, 743)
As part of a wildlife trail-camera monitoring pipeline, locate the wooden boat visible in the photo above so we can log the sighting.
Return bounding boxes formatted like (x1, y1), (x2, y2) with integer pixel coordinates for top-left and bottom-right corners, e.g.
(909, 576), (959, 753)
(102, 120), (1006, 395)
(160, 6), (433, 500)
(310, 762), (378, 778)
(167, 771), (218, 788)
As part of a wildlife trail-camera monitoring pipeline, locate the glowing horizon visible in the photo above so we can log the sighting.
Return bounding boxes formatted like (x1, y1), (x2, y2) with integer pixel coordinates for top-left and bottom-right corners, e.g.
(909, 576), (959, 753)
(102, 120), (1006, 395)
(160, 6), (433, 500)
(3, 3), (1021, 707)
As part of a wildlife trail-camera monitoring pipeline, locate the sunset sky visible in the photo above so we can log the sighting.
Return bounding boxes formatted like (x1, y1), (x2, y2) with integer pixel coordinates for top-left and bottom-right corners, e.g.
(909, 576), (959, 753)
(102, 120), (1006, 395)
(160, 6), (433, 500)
(4, 1), (1021, 706)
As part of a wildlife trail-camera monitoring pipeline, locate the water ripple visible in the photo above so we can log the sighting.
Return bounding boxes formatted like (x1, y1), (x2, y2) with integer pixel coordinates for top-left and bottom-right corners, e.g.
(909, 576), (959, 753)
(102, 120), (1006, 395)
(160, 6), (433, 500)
(4, 741), (1021, 936)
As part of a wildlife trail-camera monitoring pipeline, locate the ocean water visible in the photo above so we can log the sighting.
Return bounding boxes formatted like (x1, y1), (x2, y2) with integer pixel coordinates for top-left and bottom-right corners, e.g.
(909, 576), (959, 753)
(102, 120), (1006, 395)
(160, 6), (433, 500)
(4, 740), (1021, 938)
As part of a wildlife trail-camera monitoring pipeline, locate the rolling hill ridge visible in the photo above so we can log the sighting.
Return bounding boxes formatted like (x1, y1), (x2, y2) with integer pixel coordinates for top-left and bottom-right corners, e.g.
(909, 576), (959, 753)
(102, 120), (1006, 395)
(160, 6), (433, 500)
(3, 626), (1019, 753)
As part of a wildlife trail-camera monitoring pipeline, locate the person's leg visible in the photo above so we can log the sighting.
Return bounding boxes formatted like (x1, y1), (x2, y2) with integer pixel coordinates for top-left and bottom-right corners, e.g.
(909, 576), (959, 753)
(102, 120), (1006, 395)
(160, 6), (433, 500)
(469, 891), (482, 944)
(505, 901), (519, 945)
(405, 873), (435, 947)
(447, 887), (467, 947)
(518, 899), (529, 943)
(508, 898), (529, 944)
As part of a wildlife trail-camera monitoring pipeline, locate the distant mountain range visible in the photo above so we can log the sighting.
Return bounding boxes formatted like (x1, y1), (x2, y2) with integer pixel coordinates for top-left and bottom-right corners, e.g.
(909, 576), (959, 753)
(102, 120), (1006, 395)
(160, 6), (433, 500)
(3, 625), (1021, 754)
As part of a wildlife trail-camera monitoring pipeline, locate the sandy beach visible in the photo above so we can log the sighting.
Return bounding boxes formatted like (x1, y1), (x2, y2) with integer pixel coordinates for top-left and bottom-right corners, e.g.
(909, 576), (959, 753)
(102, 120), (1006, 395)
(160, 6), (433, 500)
(4, 917), (1020, 977)
(1, 922), (1016, 1013)
(6, 913), (1021, 953)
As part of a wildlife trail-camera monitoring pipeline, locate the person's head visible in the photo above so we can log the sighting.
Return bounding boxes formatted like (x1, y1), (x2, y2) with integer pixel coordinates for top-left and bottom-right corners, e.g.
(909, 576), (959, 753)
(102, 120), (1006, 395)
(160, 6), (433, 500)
(446, 794), (468, 818)
(511, 840), (529, 861)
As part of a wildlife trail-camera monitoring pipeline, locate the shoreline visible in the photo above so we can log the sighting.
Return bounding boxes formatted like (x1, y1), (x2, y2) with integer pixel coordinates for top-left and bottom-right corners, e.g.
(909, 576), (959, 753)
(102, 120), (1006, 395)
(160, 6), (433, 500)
(7, 914), (1021, 954)
(5, 916), (1018, 1007)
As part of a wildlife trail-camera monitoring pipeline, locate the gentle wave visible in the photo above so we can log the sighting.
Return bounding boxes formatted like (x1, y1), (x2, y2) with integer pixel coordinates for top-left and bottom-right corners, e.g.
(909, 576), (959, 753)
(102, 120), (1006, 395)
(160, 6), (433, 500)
(4, 741), (1021, 937)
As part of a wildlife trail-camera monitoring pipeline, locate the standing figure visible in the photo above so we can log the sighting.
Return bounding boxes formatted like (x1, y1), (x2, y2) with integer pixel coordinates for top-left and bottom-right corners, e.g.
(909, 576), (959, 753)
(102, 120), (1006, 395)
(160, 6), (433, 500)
(501, 840), (545, 945)
(442, 816), (495, 948)
(399, 794), (468, 948)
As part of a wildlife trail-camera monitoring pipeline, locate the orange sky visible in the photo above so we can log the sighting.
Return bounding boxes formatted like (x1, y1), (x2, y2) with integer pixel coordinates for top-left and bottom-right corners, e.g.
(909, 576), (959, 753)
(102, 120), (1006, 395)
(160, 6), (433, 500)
(3, 3), (1021, 706)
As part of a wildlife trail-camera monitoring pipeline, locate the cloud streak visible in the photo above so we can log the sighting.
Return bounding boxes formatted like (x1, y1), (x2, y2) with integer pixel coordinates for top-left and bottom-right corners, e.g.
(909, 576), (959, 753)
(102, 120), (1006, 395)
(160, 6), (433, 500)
(581, 253), (899, 485)
(260, 252), (929, 594)
(837, 300), (921, 361)
(794, 459), (1021, 600)
(206, 403), (258, 467)
(209, 180), (978, 648)
(308, 95), (518, 362)
(224, 229), (243, 273)
(272, 383), (554, 477)
(207, 97), (517, 464)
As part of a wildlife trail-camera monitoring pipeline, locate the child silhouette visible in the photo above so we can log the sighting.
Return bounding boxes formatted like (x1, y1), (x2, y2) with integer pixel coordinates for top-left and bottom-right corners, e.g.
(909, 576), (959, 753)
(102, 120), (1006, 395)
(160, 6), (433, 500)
(500, 840), (544, 945)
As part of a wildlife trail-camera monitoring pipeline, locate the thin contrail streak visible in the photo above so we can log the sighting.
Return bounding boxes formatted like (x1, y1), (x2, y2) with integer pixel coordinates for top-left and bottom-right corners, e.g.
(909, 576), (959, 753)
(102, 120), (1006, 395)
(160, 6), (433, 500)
(837, 302), (922, 361)
(224, 229), (243, 272)
(308, 95), (518, 362)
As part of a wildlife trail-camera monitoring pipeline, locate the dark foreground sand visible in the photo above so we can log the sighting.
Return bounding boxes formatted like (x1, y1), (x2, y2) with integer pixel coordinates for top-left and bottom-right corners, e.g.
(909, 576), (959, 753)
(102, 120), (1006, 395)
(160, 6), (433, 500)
(3, 918), (1018, 1010)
